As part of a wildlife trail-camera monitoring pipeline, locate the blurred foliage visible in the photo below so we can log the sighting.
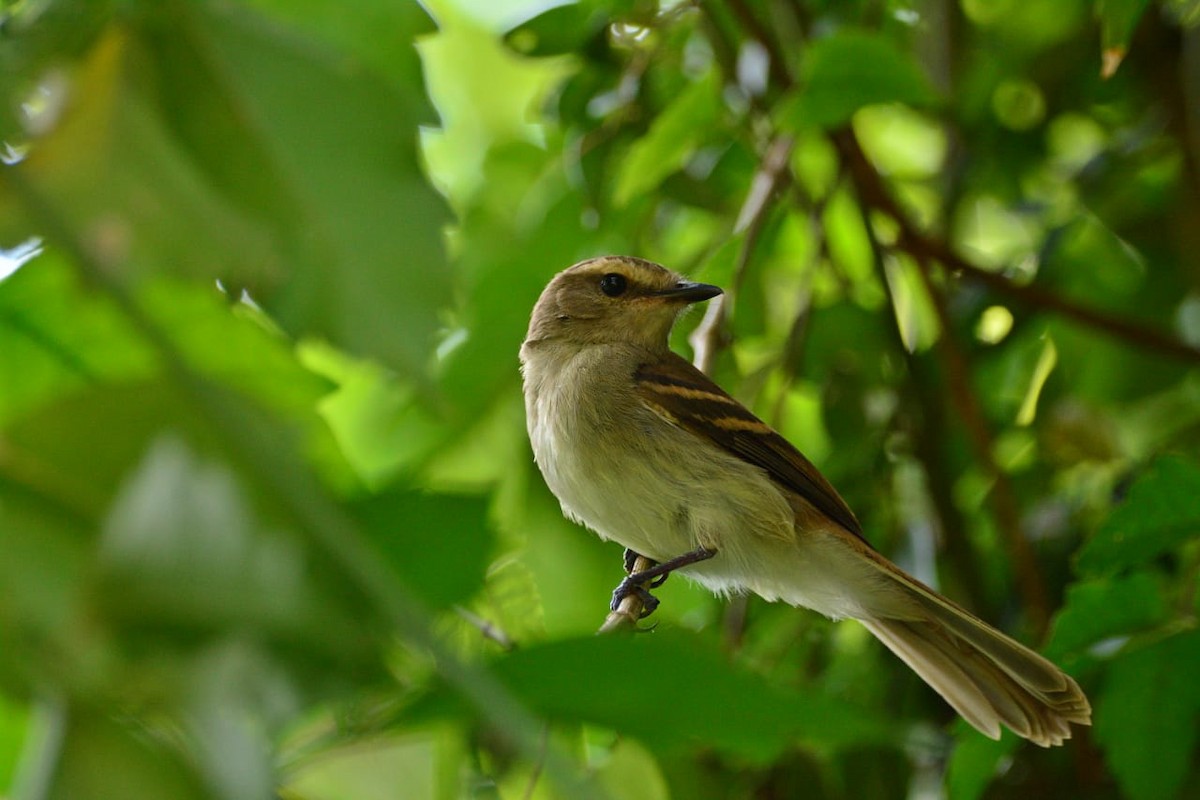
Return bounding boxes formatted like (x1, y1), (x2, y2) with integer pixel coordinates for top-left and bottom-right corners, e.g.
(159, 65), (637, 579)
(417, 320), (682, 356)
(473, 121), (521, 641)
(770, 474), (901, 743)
(2, 0), (1200, 798)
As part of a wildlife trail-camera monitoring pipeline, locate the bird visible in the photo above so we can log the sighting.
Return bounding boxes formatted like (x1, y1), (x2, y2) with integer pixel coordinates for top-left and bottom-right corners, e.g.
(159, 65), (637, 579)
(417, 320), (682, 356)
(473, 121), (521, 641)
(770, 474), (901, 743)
(519, 255), (1091, 747)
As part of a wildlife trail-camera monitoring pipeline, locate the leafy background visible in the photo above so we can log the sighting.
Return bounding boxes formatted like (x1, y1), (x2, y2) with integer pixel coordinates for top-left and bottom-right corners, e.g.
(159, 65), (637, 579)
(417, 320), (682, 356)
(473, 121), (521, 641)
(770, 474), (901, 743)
(2, 0), (1200, 798)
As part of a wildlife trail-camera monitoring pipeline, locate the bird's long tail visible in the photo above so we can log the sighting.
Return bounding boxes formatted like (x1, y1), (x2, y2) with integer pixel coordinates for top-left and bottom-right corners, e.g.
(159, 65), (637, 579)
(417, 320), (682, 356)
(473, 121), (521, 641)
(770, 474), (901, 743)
(860, 563), (1090, 746)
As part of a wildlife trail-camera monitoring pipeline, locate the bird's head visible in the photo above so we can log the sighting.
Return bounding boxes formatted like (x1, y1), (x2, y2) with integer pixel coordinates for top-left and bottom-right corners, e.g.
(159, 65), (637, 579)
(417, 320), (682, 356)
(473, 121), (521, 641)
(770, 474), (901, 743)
(524, 256), (722, 350)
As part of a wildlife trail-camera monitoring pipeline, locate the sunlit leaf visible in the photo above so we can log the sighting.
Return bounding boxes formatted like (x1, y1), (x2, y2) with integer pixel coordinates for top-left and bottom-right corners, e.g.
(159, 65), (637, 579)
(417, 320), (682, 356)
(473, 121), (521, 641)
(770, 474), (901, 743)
(613, 71), (722, 206)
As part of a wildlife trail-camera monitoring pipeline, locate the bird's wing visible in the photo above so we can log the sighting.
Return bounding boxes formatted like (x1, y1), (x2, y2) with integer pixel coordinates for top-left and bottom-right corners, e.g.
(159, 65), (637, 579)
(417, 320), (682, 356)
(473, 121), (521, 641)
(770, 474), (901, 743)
(634, 352), (866, 542)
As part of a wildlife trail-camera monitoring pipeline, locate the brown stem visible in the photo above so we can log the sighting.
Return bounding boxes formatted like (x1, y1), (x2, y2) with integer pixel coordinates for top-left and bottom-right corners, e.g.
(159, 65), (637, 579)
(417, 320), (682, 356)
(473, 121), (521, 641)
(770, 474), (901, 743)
(832, 128), (1200, 364)
(690, 134), (795, 373)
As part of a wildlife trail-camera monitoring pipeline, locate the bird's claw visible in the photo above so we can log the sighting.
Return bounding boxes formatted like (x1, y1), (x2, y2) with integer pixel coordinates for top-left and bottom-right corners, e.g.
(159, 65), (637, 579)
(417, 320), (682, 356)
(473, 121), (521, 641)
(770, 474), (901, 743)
(610, 577), (661, 618)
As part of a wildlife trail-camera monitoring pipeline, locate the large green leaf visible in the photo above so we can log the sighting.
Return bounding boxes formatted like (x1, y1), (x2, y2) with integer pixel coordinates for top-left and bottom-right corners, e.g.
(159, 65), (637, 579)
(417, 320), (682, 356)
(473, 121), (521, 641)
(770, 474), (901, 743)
(352, 488), (493, 609)
(163, 3), (452, 376)
(1094, 631), (1200, 800)
(5, 3), (452, 378)
(1077, 456), (1200, 576)
(1043, 571), (1168, 659)
(0, 251), (153, 427)
(412, 631), (893, 758)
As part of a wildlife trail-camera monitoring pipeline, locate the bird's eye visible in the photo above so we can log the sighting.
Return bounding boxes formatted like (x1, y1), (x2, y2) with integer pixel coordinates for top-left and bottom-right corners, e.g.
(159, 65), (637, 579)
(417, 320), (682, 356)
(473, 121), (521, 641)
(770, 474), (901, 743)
(600, 273), (627, 297)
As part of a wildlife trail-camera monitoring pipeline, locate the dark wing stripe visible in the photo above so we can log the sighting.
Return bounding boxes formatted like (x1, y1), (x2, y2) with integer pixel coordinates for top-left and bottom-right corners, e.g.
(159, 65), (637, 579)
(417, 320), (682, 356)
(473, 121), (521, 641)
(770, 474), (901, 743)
(635, 355), (866, 541)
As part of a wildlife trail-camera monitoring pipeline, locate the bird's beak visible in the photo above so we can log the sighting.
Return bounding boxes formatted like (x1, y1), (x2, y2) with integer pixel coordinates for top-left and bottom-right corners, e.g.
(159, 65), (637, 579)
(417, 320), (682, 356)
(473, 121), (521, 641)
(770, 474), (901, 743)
(651, 281), (723, 303)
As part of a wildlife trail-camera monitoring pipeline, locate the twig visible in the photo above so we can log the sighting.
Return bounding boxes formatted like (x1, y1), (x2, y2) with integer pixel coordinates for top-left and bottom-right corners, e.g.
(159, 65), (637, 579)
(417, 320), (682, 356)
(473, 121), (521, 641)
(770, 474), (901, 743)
(598, 555), (657, 633)
(455, 606), (516, 652)
(689, 134), (795, 373)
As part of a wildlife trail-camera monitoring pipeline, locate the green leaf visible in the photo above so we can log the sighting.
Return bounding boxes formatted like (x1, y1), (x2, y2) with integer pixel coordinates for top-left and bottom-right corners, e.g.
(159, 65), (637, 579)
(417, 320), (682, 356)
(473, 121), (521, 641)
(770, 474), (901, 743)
(413, 631), (893, 758)
(0, 694), (28, 793)
(1044, 572), (1168, 659)
(1096, 0), (1149, 76)
(1077, 456), (1200, 576)
(237, 0), (437, 103)
(1094, 631), (1200, 800)
(0, 251), (154, 427)
(945, 729), (1021, 800)
(353, 488), (493, 608)
(0, 481), (91, 695)
(171, 4), (453, 376)
(613, 71), (722, 206)
(9, 6), (453, 379)
(9, 29), (281, 287)
(777, 30), (938, 131)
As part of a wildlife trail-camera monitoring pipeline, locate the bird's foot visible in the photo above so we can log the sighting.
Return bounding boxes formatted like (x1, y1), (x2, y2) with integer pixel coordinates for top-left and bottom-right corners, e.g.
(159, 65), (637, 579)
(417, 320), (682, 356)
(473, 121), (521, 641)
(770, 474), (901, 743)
(608, 546), (719, 617)
(610, 578), (661, 617)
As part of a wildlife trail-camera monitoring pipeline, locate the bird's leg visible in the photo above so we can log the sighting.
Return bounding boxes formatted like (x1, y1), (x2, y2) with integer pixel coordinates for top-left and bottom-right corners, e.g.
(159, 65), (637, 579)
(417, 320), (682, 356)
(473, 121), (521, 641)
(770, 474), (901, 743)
(609, 546), (718, 615)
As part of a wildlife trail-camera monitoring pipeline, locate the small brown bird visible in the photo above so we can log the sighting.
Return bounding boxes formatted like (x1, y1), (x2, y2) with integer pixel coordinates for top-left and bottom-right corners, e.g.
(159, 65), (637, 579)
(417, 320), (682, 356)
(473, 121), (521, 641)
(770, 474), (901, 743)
(520, 255), (1090, 746)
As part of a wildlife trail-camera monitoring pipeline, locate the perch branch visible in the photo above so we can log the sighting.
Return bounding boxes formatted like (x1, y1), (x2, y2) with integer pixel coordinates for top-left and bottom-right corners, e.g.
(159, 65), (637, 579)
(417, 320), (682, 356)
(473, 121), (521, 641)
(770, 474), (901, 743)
(598, 554), (658, 633)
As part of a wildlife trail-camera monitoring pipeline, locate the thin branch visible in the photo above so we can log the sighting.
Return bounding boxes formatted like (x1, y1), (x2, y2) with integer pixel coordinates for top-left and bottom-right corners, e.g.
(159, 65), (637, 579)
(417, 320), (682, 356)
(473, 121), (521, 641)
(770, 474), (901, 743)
(707, 3), (1200, 363)
(455, 606), (516, 652)
(598, 554), (657, 634)
(831, 128), (1200, 365)
(690, 134), (795, 373)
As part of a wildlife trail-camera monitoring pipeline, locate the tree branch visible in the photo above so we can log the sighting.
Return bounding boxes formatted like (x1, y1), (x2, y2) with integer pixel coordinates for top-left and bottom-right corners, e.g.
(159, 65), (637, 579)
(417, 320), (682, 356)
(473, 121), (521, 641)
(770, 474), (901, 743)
(831, 128), (1200, 365)
(598, 554), (657, 634)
